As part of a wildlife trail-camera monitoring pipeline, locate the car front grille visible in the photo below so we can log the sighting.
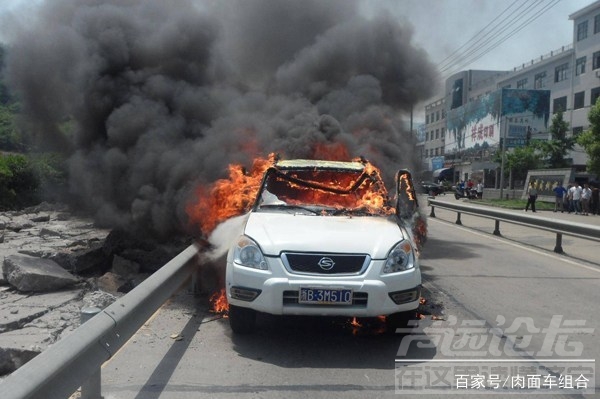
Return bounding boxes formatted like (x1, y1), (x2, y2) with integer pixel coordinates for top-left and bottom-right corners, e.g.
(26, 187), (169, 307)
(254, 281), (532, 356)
(282, 290), (368, 307)
(281, 253), (369, 275)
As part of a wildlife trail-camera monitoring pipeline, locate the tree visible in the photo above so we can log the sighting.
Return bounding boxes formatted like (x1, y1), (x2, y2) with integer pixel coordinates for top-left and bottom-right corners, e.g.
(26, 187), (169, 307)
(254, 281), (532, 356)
(536, 111), (576, 168)
(577, 97), (600, 177)
(506, 146), (543, 183)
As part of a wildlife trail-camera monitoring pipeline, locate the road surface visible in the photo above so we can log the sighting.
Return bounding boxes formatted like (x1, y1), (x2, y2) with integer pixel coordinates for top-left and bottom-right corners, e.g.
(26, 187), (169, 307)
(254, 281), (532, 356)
(100, 203), (599, 398)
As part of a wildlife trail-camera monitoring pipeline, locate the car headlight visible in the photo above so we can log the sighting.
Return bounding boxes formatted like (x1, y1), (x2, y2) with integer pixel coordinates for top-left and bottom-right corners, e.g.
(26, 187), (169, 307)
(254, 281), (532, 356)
(383, 240), (415, 274)
(233, 236), (268, 270)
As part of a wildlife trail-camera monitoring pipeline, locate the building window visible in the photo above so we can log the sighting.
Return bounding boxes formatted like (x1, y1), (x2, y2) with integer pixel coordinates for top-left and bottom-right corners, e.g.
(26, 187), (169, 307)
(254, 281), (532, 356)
(441, 128), (445, 140)
(435, 148), (439, 156)
(577, 20), (588, 41)
(436, 111), (440, 121)
(574, 91), (585, 109)
(440, 147), (444, 156)
(435, 129), (439, 139)
(426, 114), (429, 124)
(517, 78), (527, 89)
(502, 84), (511, 89)
(554, 63), (568, 82)
(595, 14), (600, 34)
(534, 72), (546, 88)
(573, 127), (584, 136)
(553, 96), (567, 113)
(576, 57), (586, 76)
(594, 51), (600, 70)
(591, 87), (600, 106)
(442, 109), (446, 119)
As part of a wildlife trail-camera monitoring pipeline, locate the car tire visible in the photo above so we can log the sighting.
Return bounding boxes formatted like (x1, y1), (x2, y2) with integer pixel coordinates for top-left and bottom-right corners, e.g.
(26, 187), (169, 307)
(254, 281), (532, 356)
(385, 310), (418, 334)
(228, 304), (257, 334)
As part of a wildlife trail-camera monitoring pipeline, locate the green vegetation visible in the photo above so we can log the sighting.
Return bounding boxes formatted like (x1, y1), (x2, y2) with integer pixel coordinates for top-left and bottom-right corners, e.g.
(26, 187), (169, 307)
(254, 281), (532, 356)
(469, 198), (554, 211)
(0, 153), (38, 209)
(577, 97), (600, 177)
(534, 111), (577, 169)
(0, 44), (68, 210)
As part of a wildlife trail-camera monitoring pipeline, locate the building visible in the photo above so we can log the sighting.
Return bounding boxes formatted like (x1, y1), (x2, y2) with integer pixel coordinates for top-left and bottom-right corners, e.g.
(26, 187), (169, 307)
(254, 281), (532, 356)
(420, 0), (600, 186)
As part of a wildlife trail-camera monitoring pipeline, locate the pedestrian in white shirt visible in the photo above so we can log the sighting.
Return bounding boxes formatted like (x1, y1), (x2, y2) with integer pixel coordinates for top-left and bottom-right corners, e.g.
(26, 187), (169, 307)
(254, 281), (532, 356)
(570, 183), (583, 214)
(581, 183), (592, 216)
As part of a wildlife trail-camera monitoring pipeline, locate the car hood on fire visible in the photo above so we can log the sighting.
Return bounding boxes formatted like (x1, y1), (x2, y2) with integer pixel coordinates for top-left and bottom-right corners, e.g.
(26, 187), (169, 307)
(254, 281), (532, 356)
(243, 212), (407, 259)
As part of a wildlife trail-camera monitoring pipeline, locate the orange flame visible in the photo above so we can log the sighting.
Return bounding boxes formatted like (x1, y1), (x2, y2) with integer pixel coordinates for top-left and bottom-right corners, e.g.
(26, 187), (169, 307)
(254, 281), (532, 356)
(186, 154), (275, 235)
(186, 149), (400, 236)
(209, 288), (229, 315)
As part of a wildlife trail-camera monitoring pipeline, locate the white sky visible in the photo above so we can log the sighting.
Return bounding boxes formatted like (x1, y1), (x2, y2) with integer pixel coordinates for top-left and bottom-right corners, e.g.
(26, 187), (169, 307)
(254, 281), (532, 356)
(365, 0), (593, 74)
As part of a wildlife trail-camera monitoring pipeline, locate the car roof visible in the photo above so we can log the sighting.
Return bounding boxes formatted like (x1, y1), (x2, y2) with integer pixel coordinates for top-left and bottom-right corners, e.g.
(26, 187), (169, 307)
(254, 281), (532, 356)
(274, 159), (365, 171)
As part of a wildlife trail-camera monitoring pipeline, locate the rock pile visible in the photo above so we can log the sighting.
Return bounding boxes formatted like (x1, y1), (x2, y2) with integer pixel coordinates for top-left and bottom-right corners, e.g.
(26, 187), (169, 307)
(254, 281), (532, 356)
(0, 203), (190, 376)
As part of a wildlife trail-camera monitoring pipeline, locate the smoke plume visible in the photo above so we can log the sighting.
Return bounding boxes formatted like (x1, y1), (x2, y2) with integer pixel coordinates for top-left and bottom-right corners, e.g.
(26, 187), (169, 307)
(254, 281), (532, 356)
(2, 0), (437, 238)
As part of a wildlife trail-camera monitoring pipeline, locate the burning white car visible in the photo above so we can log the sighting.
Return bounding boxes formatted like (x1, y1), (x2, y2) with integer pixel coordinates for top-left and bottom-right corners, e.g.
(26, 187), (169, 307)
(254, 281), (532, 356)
(225, 158), (422, 334)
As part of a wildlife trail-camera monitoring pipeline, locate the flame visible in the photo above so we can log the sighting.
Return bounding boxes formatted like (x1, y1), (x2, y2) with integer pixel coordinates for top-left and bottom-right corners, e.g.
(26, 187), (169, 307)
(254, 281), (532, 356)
(312, 142), (351, 161)
(350, 317), (362, 328)
(348, 316), (387, 336)
(185, 149), (399, 236)
(209, 288), (229, 315)
(186, 154), (275, 235)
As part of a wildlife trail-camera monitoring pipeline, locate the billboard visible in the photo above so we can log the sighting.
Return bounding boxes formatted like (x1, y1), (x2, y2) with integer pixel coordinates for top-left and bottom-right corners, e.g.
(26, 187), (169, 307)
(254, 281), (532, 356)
(445, 89), (550, 155)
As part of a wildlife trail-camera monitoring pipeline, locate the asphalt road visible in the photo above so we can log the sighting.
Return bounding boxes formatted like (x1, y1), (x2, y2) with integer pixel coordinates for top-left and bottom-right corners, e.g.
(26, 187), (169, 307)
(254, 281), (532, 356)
(100, 203), (600, 399)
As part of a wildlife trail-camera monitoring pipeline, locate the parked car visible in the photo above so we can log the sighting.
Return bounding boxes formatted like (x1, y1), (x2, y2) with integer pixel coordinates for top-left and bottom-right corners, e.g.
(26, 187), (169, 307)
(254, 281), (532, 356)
(419, 181), (445, 196)
(225, 158), (422, 334)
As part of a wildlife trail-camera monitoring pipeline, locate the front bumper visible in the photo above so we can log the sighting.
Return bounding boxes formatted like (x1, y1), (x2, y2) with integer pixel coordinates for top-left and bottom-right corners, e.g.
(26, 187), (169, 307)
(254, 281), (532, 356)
(226, 256), (421, 317)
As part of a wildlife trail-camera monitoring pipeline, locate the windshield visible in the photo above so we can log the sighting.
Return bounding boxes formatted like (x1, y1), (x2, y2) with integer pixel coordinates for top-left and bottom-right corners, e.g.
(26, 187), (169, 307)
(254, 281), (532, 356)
(255, 167), (393, 215)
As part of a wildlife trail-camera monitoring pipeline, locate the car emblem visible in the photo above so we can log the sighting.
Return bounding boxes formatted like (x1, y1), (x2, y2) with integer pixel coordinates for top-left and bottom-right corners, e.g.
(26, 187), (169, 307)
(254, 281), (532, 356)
(317, 257), (335, 270)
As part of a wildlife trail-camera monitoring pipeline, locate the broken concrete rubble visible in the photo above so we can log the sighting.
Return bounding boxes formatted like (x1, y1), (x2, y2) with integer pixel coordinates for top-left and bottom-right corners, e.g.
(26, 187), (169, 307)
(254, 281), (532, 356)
(0, 202), (191, 377)
(3, 255), (80, 292)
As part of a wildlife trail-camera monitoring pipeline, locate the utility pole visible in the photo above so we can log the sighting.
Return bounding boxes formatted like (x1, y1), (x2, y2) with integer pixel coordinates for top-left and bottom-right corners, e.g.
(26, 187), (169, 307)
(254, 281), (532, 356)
(499, 116), (507, 200)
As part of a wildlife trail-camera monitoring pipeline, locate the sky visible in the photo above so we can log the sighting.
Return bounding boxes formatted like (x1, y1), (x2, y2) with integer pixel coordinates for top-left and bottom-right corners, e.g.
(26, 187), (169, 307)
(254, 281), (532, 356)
(364, 0), (594, 80)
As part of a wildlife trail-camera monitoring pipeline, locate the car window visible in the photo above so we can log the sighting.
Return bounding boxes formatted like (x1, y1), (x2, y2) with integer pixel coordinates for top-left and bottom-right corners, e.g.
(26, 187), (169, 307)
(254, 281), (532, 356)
(257, 168), (392, 214)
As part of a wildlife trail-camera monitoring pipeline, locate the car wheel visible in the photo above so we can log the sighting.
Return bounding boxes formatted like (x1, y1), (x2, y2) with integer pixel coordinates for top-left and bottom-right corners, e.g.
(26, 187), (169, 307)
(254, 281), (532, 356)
(228, 304), (257, 334)
(385, 310), (418, 334)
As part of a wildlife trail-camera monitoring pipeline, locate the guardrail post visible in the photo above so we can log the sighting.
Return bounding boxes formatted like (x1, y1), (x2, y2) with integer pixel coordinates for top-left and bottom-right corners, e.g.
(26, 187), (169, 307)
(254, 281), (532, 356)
(80, 307), (103, 399)
(493, 220), (501, 236)
(554, 233), (564, 254)
(455, 212), (462, 225)
(429, 205), (436, 218)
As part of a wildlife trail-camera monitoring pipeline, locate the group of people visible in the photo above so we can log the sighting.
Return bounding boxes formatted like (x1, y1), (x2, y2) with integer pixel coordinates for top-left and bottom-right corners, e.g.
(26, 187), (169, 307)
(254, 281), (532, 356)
(552, 182), (599, 215)
(525, 180), (599, 214)
(456, 179), (484, 199)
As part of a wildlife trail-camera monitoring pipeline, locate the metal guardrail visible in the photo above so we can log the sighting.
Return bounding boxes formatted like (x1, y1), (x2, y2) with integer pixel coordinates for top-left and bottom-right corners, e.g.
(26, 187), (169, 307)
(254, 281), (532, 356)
(0, 243), (200, 399)
(427, 199), (600, 253)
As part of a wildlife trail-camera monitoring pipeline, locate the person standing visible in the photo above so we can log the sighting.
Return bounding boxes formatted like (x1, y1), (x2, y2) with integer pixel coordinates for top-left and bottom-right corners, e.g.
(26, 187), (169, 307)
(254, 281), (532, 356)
(476, 181), (483, 199)
(581, 183), (592, 216)
(571, 182), (583, 215)
(592, 185), (600, 215)
(553, 183), (567, 213)
(525, 181), (538, 212)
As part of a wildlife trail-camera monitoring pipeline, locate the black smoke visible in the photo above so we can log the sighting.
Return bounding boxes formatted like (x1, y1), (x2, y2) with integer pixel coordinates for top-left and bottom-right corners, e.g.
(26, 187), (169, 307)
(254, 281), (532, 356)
(2, 0), (437, 238)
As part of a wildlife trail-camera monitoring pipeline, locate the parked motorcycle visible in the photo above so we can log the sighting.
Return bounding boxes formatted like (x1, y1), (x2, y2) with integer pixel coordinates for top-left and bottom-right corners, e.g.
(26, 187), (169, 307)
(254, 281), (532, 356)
(454, 187), (478, 200)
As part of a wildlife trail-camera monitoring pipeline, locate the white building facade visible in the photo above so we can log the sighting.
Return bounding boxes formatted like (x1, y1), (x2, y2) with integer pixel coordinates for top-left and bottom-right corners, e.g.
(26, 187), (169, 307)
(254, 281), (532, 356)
(420, 0), (600, 185)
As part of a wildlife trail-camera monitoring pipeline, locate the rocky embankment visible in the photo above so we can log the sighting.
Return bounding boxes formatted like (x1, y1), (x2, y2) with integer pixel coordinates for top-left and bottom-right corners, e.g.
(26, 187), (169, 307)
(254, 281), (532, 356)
(0, 203), (189, 376)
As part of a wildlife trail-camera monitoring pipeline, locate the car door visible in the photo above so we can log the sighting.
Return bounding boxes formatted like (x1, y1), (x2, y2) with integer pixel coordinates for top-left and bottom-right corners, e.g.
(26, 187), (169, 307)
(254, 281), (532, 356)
(396, 169), (419, 219)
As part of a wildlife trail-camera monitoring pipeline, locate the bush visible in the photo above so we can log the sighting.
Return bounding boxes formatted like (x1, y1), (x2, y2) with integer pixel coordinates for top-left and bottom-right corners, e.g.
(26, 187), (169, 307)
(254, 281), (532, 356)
(0, 154), (38, 209)
(0, 152), (68, 210)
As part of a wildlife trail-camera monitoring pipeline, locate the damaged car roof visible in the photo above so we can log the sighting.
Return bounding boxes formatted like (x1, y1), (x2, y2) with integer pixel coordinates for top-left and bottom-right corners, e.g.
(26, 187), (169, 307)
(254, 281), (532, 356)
(274, 159), (366, 171)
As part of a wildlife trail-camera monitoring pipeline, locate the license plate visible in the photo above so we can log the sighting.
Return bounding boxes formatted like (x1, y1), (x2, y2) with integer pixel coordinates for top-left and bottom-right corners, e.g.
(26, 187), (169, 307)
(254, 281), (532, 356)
(298, 287), (353, 305)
